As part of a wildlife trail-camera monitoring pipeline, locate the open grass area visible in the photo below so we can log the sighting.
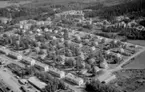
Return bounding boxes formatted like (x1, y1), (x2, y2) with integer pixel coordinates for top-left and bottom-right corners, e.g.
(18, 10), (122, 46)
(128, 40), (145, 46)
(122, 40), (145, 69)
(123, 51), (145, 69)
(134, 84), (145, 92)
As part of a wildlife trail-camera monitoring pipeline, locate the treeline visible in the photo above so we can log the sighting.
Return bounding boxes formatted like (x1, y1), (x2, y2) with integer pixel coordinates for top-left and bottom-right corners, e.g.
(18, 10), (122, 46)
(101, 27), (145, 40)
(118, 28), (145, 40)
(85, 0), (145, 19)
(139, 20), (145, 27)
(0, 6), (55, 24)
(85, 80), (121, 92)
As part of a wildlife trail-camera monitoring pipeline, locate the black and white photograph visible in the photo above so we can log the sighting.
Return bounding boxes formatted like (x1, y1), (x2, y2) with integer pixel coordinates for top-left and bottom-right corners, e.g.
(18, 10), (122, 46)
(0, 0), (144, 92)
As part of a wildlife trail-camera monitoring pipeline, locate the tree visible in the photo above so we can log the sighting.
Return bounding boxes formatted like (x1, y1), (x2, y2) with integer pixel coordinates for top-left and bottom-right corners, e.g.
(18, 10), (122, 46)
(65, 58), (75, 67)
(85, 80), (121, 92)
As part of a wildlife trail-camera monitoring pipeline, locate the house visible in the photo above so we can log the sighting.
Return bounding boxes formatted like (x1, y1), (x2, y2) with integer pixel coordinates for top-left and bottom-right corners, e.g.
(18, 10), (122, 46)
(80, 69), (88, 75)
(91, 46), (96, 51)
(0, 46), (10, 55)
(28, 77), (47, 91)
(116, 53), (122, 59)
(36, 62), (49, 72)
(79, 43), (83, 48)
(0, 17), (12, 24)
(7, 51), (23, 60)
(102, 75), (116, 84)
(119, 48), (125, 53)
(106, 50), (111, 55)
(65, 73), (84, 86)
(22, 57), (36, 66)
(93, 66), (101, 73)
(49, 67), (65, 78)
(100, 59), (109, 69)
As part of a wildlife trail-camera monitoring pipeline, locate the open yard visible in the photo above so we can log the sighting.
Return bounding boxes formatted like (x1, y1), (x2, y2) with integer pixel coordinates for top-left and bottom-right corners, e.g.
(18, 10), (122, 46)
(122, 40), (145, 69)
(122, 51), (145, 69)
(128, 40), (145, 46)
(134, 84), (145, 92)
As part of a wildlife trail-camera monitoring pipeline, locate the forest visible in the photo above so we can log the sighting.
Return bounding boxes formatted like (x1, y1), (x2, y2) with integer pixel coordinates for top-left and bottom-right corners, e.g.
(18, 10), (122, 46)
(85, 80), (121, 92)
(85, 0), (145, 19)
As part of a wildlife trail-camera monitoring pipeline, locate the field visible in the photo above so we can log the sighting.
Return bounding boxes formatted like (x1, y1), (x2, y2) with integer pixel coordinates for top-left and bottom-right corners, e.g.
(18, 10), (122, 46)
(128, 40), (145, 46)
(123, 51), (145, 69)
(122, 40), (145, 69)
(134, 84), (145, 92)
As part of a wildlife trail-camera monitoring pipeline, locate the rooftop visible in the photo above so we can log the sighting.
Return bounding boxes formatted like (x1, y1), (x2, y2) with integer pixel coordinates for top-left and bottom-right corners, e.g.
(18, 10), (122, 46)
(28, 77), (47, 90)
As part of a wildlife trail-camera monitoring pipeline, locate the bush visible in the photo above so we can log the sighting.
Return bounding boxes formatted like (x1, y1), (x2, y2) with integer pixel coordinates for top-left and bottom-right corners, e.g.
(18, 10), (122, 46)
(85, 80), (121, 92)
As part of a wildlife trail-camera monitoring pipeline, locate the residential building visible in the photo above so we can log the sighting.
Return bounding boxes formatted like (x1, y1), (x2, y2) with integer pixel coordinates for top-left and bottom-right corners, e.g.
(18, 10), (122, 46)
(28, 77), (47, 91)
(7, 51), (23, 60)
(49, 67), (65, 78)
(65, 73), (84, 86)
(102, 75), (116, 84)
(36, 63), (49, 72)
(22, 57), (36, 66)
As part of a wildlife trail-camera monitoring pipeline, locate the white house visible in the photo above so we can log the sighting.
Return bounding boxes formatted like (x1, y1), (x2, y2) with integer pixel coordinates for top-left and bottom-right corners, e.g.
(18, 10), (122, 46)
(79, 43), (83, 48)
(103, 75), (116, 84)
(44, 28), (49, 32)
(91, 46), (96, 51)
(106, 50), (111, 55)
(116, 53), (122, 59)
(119, 48), (125, 53)
(100, 59), (109, 69)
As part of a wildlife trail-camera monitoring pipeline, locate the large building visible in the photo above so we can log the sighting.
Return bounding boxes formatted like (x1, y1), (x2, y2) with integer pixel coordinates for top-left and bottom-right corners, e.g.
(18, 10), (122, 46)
(35, 62), (49, 72)
(0, 47), (22, 60)
(28, 77), (47, 91)
(49, 67), (65, 78)
(22, 57), (36, 66)
(65, 73), (84, 86)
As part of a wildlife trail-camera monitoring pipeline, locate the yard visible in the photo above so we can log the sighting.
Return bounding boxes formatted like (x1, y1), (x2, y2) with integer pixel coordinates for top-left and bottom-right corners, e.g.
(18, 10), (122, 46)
(128, 40), (145, 46)
(121, 40), (145, 69)
(122, 50), (145, 69)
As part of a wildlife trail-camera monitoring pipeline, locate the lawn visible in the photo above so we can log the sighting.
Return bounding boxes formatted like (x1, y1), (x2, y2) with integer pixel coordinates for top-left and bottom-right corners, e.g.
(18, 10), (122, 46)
(128, 40), (145, 46)
(134, 84), (145, 92)
(122, 51), (145, 69)
(121, 40), (145, 69)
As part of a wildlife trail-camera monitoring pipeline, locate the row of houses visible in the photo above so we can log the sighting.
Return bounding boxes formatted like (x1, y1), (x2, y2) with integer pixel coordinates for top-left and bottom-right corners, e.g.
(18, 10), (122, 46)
(0, 46), (85, 86)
